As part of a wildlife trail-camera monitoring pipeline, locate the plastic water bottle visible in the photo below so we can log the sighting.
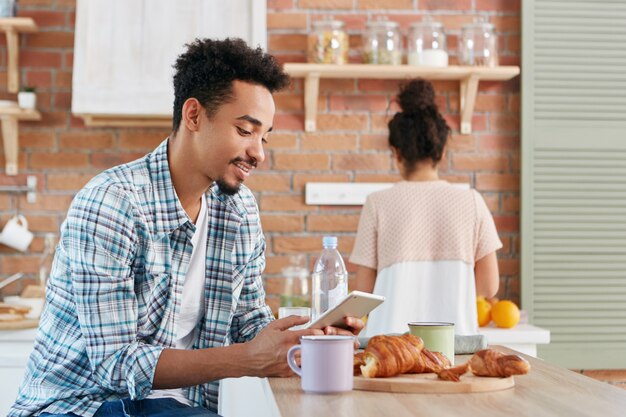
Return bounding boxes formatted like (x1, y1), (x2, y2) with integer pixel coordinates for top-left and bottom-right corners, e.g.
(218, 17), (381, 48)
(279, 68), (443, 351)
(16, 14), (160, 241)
(311, 236), (348, 321)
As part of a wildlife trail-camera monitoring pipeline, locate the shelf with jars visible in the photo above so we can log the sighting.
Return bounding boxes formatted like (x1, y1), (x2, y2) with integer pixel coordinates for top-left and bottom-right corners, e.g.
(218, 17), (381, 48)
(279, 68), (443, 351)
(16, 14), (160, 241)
(290, 16), (517, 134)
(283, 63), (519, 134)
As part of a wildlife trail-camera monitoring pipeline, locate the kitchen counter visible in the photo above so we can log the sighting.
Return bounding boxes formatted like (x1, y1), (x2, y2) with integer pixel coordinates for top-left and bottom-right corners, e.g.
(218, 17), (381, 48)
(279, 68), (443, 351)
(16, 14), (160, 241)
(478, 323), (550, 357)
(267, 346), (626, 417)
(0, 328), (37, 416)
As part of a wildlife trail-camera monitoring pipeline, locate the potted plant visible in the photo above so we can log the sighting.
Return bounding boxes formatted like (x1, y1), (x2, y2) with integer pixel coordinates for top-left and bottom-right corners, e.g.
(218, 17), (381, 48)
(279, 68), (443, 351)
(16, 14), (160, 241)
(18, 86), (37, 109)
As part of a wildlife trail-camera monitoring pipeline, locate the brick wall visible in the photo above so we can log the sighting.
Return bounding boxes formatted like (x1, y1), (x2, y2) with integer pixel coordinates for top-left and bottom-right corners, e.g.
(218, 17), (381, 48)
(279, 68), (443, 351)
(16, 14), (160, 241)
(0, 0), (520, 315)
(263, 0), (521, 313)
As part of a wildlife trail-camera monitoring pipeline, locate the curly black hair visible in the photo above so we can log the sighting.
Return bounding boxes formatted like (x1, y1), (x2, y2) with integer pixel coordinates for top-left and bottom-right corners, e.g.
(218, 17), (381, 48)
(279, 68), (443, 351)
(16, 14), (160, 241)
(171, 38), (290, 133)
(388, 79), (451, 172)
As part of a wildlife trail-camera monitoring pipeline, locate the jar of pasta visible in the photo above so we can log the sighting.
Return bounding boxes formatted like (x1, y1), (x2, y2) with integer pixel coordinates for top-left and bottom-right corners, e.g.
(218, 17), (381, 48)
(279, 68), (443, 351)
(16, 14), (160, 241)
(308, 18), (349, 64)
(362, 19), (402, 65)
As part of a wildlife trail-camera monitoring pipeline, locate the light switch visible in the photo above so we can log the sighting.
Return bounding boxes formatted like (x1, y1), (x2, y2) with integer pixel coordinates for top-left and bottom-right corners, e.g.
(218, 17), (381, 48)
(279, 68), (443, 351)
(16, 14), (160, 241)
(305, 183), (393, 205)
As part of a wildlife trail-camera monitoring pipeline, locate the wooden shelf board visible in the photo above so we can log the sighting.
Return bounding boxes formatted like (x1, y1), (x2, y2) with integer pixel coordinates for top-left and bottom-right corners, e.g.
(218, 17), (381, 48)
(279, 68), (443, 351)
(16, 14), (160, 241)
(78, 113), (172, 128)
(0, 17), (38, 32)
(0, 106), (41, 121)
(284, 64), (519, 81)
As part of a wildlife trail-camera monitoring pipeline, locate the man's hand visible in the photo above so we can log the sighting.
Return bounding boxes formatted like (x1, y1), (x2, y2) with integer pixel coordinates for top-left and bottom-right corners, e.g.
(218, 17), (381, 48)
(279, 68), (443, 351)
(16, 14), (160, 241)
(243, 315), (323, 377)
(322, 316), (365, 349)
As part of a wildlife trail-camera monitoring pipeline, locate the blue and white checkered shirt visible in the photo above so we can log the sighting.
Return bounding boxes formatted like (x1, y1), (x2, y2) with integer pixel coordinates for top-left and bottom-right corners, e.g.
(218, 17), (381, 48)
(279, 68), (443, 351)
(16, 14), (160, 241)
(9, 139), (273, 417)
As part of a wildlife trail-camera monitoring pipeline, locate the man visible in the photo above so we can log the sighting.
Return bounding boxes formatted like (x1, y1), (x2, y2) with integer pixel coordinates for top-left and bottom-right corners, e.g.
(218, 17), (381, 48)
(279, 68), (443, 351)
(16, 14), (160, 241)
(10, 38), (363, 417)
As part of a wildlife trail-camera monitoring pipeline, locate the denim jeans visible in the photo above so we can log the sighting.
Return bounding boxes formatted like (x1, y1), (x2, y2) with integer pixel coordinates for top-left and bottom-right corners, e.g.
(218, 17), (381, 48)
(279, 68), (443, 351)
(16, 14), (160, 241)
(40, 397), (221, 417)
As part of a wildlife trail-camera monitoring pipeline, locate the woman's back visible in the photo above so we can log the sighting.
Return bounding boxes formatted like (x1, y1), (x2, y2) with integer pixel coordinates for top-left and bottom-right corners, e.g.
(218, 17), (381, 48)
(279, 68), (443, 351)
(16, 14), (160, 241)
(361, 181), (492, 270)
(349, 78), (501, 338)
(351, 180), (501, 336)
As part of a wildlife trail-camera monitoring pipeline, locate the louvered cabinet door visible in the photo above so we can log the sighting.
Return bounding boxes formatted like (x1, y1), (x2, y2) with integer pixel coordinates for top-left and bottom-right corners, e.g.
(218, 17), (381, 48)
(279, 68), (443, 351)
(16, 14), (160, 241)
(522, 0), (626, 368)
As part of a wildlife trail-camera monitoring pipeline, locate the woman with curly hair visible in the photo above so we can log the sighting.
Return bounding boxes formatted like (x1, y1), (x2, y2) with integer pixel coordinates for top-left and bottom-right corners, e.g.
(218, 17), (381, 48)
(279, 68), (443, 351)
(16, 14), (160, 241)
(350, 79), (501, 338)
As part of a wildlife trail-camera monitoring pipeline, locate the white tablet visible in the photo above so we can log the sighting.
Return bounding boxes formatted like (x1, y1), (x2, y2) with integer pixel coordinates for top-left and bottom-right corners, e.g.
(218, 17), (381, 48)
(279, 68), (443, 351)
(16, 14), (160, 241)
(305, 291), (385, 330)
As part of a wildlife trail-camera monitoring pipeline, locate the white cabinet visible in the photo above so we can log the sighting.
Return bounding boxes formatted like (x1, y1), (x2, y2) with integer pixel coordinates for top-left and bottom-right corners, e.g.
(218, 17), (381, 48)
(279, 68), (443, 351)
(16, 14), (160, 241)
(73, 0), (267, 127)
(0, 328), (37, 416)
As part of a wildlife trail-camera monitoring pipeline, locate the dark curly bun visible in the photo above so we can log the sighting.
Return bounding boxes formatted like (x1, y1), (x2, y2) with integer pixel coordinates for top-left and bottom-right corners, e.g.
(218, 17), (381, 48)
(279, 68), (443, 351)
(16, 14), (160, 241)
(388, 78), (450, 171)
(397, 79), (437, 114)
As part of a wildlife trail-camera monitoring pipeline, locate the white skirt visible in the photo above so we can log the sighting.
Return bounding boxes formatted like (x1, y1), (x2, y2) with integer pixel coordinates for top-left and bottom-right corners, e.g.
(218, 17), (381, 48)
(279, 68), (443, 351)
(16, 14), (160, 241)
(365, 260), (479, 337)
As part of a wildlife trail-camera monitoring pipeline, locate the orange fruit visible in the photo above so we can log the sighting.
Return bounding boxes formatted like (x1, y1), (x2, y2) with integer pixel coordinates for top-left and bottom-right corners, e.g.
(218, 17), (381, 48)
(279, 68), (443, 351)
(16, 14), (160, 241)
(490, 300), (520, 328)
(476, 298), (492, 327)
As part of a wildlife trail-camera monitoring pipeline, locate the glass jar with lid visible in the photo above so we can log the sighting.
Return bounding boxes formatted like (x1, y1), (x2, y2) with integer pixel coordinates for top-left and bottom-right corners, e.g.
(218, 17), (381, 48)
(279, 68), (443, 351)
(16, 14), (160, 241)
(308, 18), (349, 64)
(407, 19), (448, 67)
(459, 20), (498, 66)
(362, 19), (402, 65)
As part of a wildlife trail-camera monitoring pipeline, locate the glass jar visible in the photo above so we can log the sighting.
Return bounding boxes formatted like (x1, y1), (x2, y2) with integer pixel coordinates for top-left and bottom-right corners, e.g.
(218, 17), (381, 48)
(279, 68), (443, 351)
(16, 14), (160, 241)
(459, 20), (498, 67)
(362, 20), (402, 65)
(308, 18), (349, 64)
(280, 254), (310, 308)
(407, 19), (448, 67)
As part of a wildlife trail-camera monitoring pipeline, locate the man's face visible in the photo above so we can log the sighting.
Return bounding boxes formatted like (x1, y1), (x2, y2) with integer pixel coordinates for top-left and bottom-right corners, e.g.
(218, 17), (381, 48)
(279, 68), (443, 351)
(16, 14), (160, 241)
(194, 80), (275, 195)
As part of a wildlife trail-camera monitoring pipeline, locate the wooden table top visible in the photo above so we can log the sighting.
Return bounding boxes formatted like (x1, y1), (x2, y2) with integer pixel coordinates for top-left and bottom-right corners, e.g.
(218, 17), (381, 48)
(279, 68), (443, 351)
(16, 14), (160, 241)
(268, 346), (626, 417)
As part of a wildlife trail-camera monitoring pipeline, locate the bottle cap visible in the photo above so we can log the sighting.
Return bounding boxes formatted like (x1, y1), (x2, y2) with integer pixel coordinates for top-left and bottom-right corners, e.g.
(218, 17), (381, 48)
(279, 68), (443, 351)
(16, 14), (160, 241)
(322, 236), (338, 248)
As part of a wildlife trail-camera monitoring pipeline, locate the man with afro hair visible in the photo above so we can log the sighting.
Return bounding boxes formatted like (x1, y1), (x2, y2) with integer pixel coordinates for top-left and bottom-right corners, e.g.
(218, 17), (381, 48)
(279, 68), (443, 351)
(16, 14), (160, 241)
(10, 38), (363, 417)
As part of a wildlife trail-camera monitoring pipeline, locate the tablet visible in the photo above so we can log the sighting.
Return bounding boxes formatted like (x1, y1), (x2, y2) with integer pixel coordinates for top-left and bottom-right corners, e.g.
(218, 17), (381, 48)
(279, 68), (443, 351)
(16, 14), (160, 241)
(305, 291), (385, 330)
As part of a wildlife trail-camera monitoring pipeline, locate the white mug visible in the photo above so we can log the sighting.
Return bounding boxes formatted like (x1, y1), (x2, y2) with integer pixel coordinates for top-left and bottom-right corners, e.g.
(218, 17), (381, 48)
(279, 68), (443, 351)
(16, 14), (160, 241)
(1, 215), (34, 252)
(287, 335), (354, 394)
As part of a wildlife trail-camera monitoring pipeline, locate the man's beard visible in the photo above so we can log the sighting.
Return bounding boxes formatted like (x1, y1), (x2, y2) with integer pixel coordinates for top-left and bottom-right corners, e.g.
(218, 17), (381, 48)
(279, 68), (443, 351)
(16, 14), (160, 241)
(216, 178), (241, 195)
(216, 158), (256, 195)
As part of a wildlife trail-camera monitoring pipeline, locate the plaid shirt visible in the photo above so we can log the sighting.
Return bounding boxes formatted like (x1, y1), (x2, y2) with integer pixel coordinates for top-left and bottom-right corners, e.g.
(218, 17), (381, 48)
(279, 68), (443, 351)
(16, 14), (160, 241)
(10, 139), (273, 417)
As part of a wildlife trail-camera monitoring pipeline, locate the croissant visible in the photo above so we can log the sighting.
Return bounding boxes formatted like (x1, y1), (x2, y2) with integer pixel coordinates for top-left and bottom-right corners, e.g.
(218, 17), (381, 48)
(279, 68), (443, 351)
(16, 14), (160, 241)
(436, 349), (530, 381)
(468, 349), (530, 377)
(354, 352), (365, 376)
(359, 334), (451, 378)
(412, 348), (451, 374)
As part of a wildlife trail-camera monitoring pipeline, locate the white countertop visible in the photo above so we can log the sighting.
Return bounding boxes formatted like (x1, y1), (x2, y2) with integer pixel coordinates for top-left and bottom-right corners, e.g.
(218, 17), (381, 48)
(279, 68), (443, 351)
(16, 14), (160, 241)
(2, 325), (551, 345)
(0, 328), (38, 367)
(0, 328), (37, 342)
(478, 323), (550, 344)
(0, 324), (551, 365)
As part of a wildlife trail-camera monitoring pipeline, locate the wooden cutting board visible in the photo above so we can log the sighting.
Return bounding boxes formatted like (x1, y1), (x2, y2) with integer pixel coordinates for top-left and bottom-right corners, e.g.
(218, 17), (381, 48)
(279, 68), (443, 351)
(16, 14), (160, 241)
(354, 373), (514, 393)
(0, 317), (39, 330)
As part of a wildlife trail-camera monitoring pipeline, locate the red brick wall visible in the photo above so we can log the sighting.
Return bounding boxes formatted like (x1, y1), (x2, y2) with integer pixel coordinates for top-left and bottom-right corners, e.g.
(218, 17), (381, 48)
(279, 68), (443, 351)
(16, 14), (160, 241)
(0, 0), (520, 316)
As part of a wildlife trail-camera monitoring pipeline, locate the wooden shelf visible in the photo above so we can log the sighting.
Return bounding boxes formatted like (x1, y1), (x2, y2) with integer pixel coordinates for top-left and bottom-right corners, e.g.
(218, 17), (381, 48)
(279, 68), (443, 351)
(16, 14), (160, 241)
(283, 64), (520, 134)
(0, 106), (41, 120)
(0, 18), (40, 176)
(78, 113), (171, 128)
(0, 105), (41, 175)
(0, 18), (38, 93)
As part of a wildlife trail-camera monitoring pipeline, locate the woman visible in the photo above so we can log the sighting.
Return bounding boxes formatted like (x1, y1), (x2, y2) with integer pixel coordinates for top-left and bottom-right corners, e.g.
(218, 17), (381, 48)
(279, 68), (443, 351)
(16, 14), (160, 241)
(350, 79), (501, 336)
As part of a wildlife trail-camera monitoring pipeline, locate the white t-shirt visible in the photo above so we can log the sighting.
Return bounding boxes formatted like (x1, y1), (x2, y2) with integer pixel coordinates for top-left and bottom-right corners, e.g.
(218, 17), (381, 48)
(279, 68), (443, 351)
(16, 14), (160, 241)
(149, 195), (208, 405)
